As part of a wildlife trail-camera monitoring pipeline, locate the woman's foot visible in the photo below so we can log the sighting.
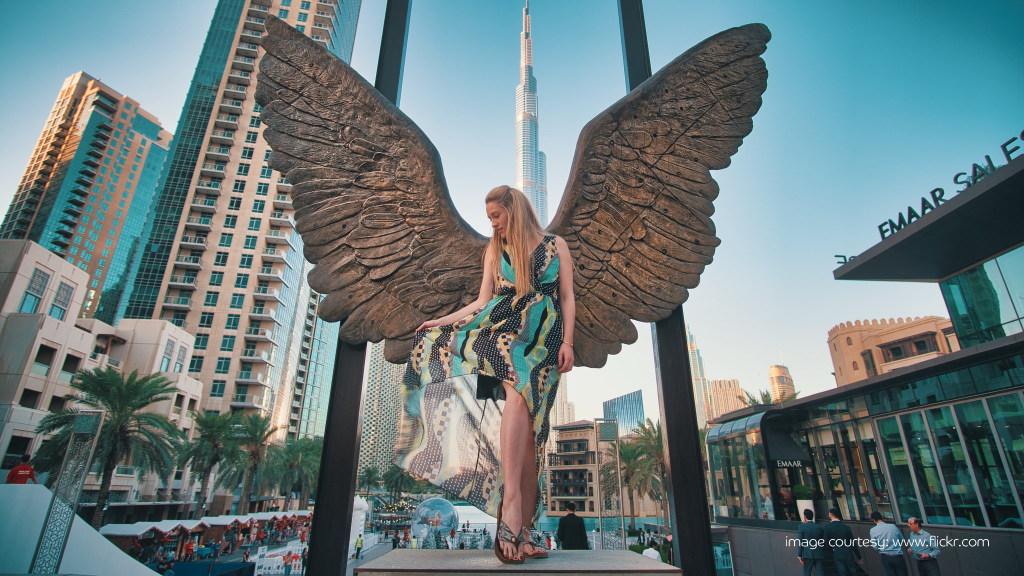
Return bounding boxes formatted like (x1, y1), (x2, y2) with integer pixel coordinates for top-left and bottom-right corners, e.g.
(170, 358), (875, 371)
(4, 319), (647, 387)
(520, 528), (549, 559)
(499, 500), (523, 561)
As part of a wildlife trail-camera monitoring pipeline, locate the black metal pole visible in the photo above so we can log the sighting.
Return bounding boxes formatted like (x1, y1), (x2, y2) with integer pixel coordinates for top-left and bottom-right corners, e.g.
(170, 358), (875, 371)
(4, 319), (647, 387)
(306, 2), (412, 575)
(617, 1), (715, 574)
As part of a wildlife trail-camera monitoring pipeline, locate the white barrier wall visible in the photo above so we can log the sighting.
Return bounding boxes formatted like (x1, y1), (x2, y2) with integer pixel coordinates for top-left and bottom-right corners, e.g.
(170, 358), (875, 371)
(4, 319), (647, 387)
(0, 484), (156, 575)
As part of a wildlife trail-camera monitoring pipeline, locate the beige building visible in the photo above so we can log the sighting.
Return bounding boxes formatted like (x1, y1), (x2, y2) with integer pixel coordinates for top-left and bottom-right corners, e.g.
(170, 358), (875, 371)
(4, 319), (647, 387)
(827, 316), (960, 386)
(0, 71), (172, 323)
(356, 340), (405, 475)
(768, 365), (795, 403)
(546, 376), (575, 453)
(706, 379), (745, 420)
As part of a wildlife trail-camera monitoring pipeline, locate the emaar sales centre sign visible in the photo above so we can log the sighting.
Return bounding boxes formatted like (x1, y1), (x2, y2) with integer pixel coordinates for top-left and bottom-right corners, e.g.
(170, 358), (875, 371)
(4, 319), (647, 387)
(877, 129), (1023, 240)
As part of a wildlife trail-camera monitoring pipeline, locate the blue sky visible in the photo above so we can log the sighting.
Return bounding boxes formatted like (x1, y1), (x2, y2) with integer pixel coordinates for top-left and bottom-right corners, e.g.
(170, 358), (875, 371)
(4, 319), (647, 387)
(1, 0), (1022, 422)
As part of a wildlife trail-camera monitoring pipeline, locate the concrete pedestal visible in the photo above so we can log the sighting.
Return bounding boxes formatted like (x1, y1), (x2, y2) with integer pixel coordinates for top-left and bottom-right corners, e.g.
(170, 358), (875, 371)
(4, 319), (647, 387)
(354, 550), (681, 575)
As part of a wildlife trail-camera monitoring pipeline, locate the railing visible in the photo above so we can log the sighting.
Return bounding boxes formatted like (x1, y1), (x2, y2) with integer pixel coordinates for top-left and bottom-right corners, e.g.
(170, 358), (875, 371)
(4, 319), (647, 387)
(245, 327), (276, 339)
(175, 255), (202, 266)
(186, 216), (212, 226)
(232, 393), (269, 409)
(236, 371), (267, 383)
(163, 295), (193, 306)
(172, 406), (182, 415)
(57, 370), (76, 384)
(202, 162), (227, 171)
(220, 98), (243, 108)
(244, 17), (265, 26)
(240, 349), (271, 363)
(191, 198), (217, 209)
(31, 362), (50, 377)
(107, 358), (121, 368)
(207, 145), (231, 155)
(181, 235), (207, 245)
(210, 129), (235, 139)
(262, 248), (285, 258)
(250, 306), (277, 319)
(196, 180), (221, 189)
(258, 266), (283, 276)
(168, 275), (197, 286)
(234, 56), (256, 65)
(253, 286), (280, 298)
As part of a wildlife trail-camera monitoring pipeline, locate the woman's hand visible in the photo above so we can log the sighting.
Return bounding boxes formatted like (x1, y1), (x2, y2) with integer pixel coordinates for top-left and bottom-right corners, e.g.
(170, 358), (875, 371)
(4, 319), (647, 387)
(557, 342), (575, 373)
(416, 319), (440, 331)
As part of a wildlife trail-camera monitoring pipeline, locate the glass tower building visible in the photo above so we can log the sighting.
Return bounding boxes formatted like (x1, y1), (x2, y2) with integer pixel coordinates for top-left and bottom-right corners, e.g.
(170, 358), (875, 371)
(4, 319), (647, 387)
(687, 324), (710, 429)
(603, 389), (644, 436)
(514, 1), (548, 225)
(115, 0), (361, 431)
(0, 72), (173, 323)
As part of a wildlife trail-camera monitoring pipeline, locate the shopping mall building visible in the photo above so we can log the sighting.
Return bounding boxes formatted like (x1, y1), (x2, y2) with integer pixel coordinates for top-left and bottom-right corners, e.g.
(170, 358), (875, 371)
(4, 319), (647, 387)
(707, 153), (1024, 576)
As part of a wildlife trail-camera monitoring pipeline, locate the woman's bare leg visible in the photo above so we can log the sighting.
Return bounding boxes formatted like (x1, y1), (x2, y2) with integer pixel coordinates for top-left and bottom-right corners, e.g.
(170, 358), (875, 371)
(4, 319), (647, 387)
(499, 382), (529, 561)
(519, 420), (540, 552)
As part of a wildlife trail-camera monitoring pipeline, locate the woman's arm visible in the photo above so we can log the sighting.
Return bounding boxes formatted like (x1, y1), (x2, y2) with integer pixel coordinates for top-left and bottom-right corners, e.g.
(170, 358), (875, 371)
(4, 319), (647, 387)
(415, 247), (495, 331)
(554, 236), (575, 373)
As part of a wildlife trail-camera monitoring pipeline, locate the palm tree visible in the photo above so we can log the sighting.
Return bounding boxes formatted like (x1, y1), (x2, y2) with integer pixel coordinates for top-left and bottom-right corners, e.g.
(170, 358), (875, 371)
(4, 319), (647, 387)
(358, 465), (381, 496)
(634, 418), (670, 530)
(738, 388), (800, 406)
(267, 437), (321, 511)
(34, 368), (181, 529)
(298, 437), (322, 510)
(382, 465), (415, 501)
(178, 410), (241, 519)
(218, 413), (280, 514)
(600, 440), (651, 530)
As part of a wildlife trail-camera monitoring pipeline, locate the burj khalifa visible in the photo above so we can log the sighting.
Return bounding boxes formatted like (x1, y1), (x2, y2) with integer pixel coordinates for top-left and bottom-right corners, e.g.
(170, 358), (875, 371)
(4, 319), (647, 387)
(515, 0), (548, 225)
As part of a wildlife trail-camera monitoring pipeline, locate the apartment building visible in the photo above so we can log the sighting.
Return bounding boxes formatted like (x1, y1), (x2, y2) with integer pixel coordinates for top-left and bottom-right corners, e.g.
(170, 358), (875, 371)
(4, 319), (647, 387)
(828, 316), (960, 386)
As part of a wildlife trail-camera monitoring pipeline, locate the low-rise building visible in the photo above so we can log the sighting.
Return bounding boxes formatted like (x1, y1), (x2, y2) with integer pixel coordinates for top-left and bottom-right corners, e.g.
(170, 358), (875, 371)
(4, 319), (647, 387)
(828, 316), (960, 386)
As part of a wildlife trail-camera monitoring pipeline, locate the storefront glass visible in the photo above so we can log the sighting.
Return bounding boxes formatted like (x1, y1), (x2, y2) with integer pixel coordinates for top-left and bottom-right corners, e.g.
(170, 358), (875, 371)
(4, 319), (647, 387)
(899, 412), (953, 524)
(877, 417), (922, 521)
(954, 400), (1022, 527)
(925, 406), (986, 526)
(987, 394), (1024, 501)
(940, 244), (1024, 347)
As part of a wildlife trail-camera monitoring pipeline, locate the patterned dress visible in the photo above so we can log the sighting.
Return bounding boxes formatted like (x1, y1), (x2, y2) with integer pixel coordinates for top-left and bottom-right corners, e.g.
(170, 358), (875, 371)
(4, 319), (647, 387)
(395, 235), (563, 520)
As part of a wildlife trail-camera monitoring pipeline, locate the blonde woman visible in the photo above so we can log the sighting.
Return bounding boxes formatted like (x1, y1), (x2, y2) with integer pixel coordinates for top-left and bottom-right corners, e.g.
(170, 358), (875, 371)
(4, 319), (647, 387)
(396, 185), (576, 563)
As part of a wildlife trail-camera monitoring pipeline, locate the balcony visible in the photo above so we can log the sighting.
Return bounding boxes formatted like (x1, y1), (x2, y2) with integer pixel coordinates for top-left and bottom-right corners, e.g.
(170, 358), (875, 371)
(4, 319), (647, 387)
(184, 216), (212, 231)
(63, 206), (83, 218)
(276, 178), (292, 192)
(261, 248), (287, 264)
(75, 177), (93, 187)
(264, 230), (291, 245)
(228, 71), (251, 86)
(312, 23), (331, 35)
(67, 196), (86, 207)
(162, 295), (193, 311)
(235, 371), (267, 385)
(315, 10), (333, 24)
(244, 16), (266, 31)
(233, 56), (256, 71)
(239, 28), (263, 44)
(247, 3), (269, 17)
(93, 131), (110, 142)
(195, 183), (223, 199)
(180, 235), (208, 250)
(190, 198), (218, 213)
(219, 99), (243, 115)
(52, 236), (70, 248)
(209, 129), (235, 145)
(86, 148), (103, 159)
(82, 158), (100, 168)
(269, 212), (294, 228)
(56, 227), (74, 238)
(71, 187), (89, 197)
(201, 162), (227, 179)
(249, 306), (279, 323)
(273, 194), (292, 209)
(167, 275), (197, 289)
(257, 266), (284, 282)
(244, 327), (277, 343)
(206, 146), (232, 163)
(240, 349), (273, 365)
(89, 140), (106, 150)
(237, 42), (260, 58)
(252, 285), (282, 302)
(174, 255), (203, 270)
(58, 215), (77, 227)
(231, 393), (270, 410)
(311, 35), (329, 48)
(97, 122), (113, 132)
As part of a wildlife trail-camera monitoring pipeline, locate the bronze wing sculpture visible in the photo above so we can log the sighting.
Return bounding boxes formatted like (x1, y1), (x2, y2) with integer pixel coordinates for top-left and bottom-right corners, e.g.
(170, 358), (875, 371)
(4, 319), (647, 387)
(254, 16), (770, 367)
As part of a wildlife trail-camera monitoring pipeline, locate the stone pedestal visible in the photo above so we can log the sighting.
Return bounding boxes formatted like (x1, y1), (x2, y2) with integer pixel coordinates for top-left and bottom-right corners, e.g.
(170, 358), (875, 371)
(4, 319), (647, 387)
(354, 550), (681, 575)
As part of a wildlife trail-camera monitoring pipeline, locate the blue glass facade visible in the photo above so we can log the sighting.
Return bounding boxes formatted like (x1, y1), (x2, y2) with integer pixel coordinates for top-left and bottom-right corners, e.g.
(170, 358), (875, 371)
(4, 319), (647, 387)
(603, 389), (645, 436)
(940, 244), (1024, 348)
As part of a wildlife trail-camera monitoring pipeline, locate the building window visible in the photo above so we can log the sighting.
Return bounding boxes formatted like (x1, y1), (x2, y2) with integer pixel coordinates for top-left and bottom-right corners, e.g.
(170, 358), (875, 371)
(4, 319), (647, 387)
(219, 233), (233, 247)
(259, 166), (273, 179)
(194, 334), (208, 350)
(278, 8), (289, 18)
(19, 268), (50, 313)
(49, 282), (73, 320)
(228, 197), (242, 211)
(230, 293), (245, 309)
(253, 200), (265, 213)
(237, 163), (250, 176)
(239, 254), (253, 269)
(256, 182), (269, 196)
(245, 131), (258, 143)
(241, 147), (254, 160)
(226, 314), (240, 330)
(232, 179), (247, 192)
(224, 215), (237, 229)
(188, 356), (204, 372)
(248, 218), (262, 231)
(221, 336), (236, 352)
(244, 235), (258, 250)
(853, 361), (859, 371)
(249, 117), (261, 128)
(234, 274), (249, 289)
(215, 357), (231, 374)
(296, 24), (305, 33)
(846, 337), (852, 346)
(204, 291), (219, 306)
(199, 312), (214, 328)
(297, 12), (308, 22)
(209, 272), (224, 286)
(215, 252), (228, 266)
(160, 356), (171, 372)
(210, 380), (225, 398)
(300, 1), (310, 9)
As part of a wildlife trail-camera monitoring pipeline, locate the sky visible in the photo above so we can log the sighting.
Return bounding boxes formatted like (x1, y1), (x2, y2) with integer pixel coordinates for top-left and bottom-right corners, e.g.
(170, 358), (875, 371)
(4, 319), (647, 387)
(1, 0), (1022, 425)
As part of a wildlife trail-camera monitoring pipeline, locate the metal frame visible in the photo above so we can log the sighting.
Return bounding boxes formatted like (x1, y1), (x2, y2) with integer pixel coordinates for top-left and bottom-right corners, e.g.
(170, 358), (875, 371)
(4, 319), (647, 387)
(595, 418), (627, 550)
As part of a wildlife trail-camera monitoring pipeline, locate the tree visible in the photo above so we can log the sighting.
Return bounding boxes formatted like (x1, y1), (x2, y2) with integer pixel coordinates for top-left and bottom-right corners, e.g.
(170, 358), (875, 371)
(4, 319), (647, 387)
(634, 418), (670, 530)
(738, 389), (800, 406)
(358, 465), (381, 496)
(178, 410), (241, 519)
(600, 440), (652, 530)
(267, 437), (321, 511)
(217, 413), (280, 514)
(34, 368), (181, 529)
(382, 465), (415, 501)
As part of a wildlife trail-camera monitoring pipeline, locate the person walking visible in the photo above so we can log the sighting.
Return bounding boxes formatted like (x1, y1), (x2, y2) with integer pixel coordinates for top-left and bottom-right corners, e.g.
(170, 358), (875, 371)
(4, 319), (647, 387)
(300, 547), (308, 575)
(556, 502), (588, 550)
(823, 508), (862, 576)
(796, 508), (825, 576)
(908, 518), (941, 576)
(870, 511), (909, 576)
(392, 532), (400, 549)
(6, 454), (37, 484)
(355, 534), (364, 559)
(283, 551), (294, 576)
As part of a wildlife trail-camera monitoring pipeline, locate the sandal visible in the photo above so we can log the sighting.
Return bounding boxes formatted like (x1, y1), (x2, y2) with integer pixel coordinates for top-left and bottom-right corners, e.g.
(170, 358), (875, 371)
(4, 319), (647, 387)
(520, 528), (549, 559)
(494, 498), (524, 564)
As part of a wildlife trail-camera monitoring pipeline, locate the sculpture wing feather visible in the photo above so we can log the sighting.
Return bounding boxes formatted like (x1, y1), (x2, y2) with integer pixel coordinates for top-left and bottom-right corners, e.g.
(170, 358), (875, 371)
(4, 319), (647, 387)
(255, 16), (488, 363)
(548, 23), (771, 367)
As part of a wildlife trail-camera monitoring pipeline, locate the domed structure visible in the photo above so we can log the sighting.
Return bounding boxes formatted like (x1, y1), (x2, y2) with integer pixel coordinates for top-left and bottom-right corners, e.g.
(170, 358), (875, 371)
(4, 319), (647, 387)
(410, 497), (459, 546)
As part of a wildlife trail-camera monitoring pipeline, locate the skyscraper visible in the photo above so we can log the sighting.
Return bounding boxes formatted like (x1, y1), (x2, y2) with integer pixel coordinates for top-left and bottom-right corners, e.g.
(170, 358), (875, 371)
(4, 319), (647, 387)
(603, 389), (644, 436)
(706, 379), (745, 420)
(0, 72), (172, 323)
(289, 288), (339, 440)
(115, 0), (362, 428)
(357, 341), (406, 475)
(546, 375), (575, 453)
(515, 0), (548, 224)
(769, 365), (795, 402)
(687, 324), (709, 428)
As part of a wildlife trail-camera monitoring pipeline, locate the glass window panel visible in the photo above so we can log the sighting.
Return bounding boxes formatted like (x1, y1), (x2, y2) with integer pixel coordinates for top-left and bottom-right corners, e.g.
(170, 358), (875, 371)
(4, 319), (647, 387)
(836, 422), (869, 520)
(877, 417), (922, 521)
(747, 430), (773, 520)
(938, 369), (976, 400)
(926, 406), (985, 526)
(857, 420), (894, 520)
(899, 412), (952, 524)
(889, 383), (919, 410)
(996, 245), (1024, 319)
(866, 390), (892, 415)
(914, 377), (945, 405)
(986, 394), (1024, 517)
(817, 427), (855, 521)
(971, 360), (1015, 393)
(954, 400), (1022, 528)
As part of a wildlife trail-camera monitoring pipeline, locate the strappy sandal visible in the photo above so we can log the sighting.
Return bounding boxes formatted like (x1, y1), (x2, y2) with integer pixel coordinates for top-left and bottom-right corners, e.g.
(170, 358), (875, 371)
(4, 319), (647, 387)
(494, 498), (524, 564)
(520, 527), (549, 559)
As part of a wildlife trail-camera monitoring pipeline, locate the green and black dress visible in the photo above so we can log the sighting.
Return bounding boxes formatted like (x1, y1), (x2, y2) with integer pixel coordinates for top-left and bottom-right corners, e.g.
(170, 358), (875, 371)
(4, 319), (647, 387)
(395, 235), (563, 519)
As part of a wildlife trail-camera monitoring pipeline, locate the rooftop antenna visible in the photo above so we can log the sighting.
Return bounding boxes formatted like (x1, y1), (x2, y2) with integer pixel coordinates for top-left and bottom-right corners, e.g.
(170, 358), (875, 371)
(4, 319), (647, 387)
(780, 350), (785, 365)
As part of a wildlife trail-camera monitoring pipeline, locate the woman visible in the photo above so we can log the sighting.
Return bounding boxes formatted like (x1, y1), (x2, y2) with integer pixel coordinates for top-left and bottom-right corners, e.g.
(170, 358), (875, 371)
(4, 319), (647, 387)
(397, 186), (575, 563)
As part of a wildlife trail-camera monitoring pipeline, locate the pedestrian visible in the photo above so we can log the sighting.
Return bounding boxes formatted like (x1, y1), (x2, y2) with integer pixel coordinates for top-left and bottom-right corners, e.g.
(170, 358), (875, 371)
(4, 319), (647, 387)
(823, 508), (862, 576)
(301, 547), (308, 575)
(642, 545), (661, 561)
(242, 547), (251, 563)
(184, 539), (195, 562)
(140, 543), (155, 565)
(6, 454), (37, 484)
(869, 511), (909, 576)
(797, 508), (825, 576)
(356, 533), (363, 559)
(556, 502), (588, 550)
(392, 532), (400, 549)
(907, 517), (941, 576)
(283, 551), (294, 576)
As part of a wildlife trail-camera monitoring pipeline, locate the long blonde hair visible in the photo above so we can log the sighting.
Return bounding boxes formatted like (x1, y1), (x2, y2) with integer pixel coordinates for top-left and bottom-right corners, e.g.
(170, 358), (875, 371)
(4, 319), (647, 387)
(486, 185), (545, 298)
